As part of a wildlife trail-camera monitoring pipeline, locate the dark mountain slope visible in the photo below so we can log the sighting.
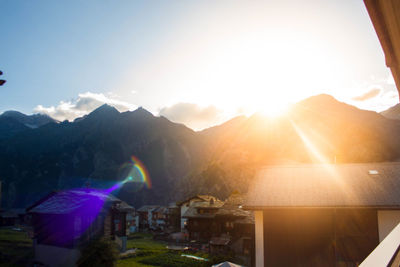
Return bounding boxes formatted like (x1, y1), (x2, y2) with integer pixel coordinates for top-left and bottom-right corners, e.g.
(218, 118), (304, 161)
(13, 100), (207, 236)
(1, 110), (57, 128)
(0, 116), (31, 139)
(0, 105), (207, 209)
(2, 96), (400, 209)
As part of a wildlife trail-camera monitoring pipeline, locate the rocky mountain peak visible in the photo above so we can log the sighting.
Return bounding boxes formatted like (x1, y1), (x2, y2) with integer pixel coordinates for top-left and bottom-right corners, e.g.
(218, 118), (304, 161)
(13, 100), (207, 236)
(1, 110), (57, 128)
(85, 104), (120, 120)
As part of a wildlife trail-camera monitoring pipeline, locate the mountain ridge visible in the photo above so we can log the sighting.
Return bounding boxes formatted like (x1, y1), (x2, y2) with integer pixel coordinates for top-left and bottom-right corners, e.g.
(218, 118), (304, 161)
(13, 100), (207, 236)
(1, 94), (400, 209)
(381, 103), (400, 120)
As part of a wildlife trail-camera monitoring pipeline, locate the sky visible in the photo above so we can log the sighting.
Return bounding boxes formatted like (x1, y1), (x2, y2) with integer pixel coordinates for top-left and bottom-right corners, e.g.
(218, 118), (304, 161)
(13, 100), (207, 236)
(0, 0), (398, 130)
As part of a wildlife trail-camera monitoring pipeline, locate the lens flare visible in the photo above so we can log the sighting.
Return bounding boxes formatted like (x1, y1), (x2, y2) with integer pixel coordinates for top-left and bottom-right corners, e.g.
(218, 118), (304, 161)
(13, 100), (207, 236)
(106, 155), (151, 193)
(130, 155), (152, 188)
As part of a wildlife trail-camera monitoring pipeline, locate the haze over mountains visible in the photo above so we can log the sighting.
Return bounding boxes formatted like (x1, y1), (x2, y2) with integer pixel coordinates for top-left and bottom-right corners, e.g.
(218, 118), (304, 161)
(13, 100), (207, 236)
(381, 103), (400, 120)
(1, 94), (400, 209)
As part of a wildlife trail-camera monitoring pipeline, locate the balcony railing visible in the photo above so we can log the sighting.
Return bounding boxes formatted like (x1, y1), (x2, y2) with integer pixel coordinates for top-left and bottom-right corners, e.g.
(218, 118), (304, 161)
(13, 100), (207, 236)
(360, 222), (400, 267)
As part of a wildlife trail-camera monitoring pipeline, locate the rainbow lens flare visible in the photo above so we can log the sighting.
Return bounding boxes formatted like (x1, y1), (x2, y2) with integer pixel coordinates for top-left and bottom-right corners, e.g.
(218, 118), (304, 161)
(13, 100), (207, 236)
(107, 155), (151, 192)
(129, 155), (151, 188)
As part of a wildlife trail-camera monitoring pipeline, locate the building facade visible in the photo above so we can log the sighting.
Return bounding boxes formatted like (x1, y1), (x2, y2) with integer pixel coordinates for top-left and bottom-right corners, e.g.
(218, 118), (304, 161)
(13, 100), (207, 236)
(27, 189), (134, 267)
(245, 163), (400, 267)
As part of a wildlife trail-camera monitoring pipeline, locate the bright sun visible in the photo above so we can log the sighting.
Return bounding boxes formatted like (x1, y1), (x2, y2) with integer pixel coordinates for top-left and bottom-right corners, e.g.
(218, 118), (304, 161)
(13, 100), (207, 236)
(184, 31), (342, 120)
(257, 100), (290, 117)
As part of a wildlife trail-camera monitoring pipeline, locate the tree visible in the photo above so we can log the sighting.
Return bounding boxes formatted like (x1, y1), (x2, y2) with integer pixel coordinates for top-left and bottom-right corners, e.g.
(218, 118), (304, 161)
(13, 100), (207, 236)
(0, 70), (5, 86)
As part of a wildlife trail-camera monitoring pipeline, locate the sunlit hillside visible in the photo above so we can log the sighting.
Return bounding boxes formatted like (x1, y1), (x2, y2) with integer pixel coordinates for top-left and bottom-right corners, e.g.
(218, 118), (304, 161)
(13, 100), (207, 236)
(1, 94), (400, 209)
(181, 94), (400, 199)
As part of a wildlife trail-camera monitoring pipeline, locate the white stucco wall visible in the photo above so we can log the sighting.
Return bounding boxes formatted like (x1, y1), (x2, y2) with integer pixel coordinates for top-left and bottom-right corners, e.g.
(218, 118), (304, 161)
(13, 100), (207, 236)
(35, 244), (80, 267)
(378, 210), (400, 242)
(180, 204), (189, 230)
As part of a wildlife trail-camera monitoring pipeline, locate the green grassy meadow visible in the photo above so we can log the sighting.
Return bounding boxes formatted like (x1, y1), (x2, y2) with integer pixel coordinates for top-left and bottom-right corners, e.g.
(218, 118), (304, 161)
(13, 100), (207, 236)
(0, 228), (33, 267)
(117, 233), (210, 267)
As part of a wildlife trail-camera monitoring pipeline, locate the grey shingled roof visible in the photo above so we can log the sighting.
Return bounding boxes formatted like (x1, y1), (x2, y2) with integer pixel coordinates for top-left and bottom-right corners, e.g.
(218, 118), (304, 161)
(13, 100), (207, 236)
(137, 205), (159, 212)
(153, 206), (168, 214)
(177, 195), (218, 206)
(28, 189), (132, 214)
(215, 192), (254, 224)
(191, 199), (224, 209)
(115, 201), (135, 212)
(182, 197), (224, 218)
(245, 163), (400, 208)
(216, 192), (250, 217)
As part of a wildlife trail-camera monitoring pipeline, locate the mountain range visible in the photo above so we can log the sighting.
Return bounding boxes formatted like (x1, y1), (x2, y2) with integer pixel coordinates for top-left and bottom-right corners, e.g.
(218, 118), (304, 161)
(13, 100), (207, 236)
(1, 94), (400, 209)
(381, 103), (400, 120)
(0, 111), (57, 139)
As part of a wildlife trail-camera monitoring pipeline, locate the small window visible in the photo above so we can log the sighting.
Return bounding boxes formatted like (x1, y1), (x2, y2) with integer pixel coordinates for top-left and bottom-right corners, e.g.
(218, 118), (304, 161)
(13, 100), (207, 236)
(369, 170), (379, 175)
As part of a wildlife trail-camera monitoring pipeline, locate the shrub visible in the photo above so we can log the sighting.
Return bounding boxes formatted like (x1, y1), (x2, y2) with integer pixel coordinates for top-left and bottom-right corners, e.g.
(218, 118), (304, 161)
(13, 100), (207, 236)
(77, 238), (119, 267)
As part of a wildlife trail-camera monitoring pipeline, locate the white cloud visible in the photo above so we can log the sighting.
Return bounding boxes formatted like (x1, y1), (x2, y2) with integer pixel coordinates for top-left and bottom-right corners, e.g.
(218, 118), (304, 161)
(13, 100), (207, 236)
(159, 102), (226, 130)
(34, 92), (136, 121)
(352, 88), (381, 101)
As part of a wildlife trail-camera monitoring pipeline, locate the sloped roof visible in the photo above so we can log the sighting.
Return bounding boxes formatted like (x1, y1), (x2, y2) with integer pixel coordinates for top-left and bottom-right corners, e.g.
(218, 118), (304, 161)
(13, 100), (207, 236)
(168, 202), (178, 208)
(191, 199), (224, 209)
(27, 189), (132, 214)
(153, 206), (168, 213)
(137, 205), (159, 212)
(115, 201), (135, 212)
(177, 195), (218, 206)
(216, 192), (250, 217)
(212, 261), (244, 267)
(182, 198), (224, 218)
(215, 192), (254, 224)
(245, 163), (400, 209)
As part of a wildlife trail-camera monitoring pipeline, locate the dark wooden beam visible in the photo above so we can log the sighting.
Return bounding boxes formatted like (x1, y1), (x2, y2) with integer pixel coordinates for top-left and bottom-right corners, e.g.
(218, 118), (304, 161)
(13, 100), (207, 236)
(364, 0), (400, 98)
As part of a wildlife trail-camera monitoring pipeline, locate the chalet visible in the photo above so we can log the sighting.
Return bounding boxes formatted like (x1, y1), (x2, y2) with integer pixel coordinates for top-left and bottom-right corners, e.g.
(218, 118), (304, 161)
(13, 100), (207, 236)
(177, 195), (221, 231)
(152, 206), (168, 230)
(0, 210), (19, 226)
(244, 163), (400, 267)
(137, 205), (158, 230)
(0, 209), (27, 226)
(214, 191), (255, 266)
(167, 202), (180, 231)
(27, 189), (134, 267)
(182, 196), (224, 240)
(126, 209), (139, 233)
